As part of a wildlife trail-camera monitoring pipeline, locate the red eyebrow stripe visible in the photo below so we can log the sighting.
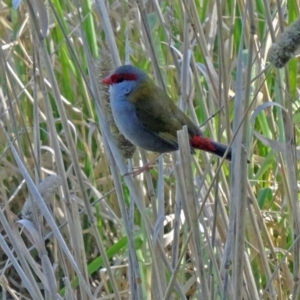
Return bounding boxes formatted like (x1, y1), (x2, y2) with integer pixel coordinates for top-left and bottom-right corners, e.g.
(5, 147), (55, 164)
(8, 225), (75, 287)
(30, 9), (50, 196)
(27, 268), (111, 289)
(118, 74), (137, 81)
(101, 73), (137, 85)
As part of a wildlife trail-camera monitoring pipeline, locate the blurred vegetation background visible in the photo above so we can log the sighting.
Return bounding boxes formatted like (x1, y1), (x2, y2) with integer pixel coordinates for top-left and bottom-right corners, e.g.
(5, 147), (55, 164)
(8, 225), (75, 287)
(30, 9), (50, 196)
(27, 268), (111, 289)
(0, 0), (299, 299)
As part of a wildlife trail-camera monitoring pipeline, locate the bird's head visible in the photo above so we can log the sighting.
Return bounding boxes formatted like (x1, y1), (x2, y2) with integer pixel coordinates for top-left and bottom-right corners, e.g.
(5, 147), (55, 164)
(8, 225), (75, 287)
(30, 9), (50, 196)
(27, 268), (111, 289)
(102, 65), (148, 97)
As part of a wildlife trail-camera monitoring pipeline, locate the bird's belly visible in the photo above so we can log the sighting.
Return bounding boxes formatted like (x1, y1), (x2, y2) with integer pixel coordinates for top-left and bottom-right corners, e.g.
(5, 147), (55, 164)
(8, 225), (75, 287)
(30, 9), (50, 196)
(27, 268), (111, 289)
(111, 102), (176, 153)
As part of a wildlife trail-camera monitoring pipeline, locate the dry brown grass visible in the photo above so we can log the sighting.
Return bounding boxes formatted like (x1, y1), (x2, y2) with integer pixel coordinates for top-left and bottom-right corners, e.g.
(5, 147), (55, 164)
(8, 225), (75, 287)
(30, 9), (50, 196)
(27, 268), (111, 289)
(0, 0), (300, 299)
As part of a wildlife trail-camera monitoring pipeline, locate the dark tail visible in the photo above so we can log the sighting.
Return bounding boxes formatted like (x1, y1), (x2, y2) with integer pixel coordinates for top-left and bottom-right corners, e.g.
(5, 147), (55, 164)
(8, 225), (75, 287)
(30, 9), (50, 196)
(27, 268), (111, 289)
(190, 136), (232, 160)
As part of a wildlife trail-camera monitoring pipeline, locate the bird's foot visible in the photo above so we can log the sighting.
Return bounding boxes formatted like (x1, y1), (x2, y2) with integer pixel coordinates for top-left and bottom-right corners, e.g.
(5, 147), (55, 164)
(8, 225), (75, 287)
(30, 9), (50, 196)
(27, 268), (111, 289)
(124, 164), (154, 177)
(123, 154), (160, 177)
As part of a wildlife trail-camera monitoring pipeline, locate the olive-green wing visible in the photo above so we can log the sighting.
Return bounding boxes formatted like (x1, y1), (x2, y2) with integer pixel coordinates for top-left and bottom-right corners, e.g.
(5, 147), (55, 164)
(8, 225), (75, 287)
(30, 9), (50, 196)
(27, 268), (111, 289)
(130, 80), (201, 147)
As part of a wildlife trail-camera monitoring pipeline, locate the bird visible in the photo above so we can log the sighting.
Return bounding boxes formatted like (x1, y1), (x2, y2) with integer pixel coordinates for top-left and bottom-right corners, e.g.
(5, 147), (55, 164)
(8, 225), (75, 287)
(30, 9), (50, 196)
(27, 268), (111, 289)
(101, 64), (232, 160)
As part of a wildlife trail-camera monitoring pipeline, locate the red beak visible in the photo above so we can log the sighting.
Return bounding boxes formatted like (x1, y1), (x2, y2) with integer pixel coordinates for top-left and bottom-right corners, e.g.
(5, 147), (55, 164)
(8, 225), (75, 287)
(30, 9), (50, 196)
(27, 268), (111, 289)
(101, 75), (113, 85)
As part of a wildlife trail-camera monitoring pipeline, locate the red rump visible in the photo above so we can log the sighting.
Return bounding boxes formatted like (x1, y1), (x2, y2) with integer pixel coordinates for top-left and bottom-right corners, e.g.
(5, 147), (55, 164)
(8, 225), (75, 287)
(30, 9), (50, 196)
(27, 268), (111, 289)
(190, 135), (232, 160)
(190, 135), (216, 152)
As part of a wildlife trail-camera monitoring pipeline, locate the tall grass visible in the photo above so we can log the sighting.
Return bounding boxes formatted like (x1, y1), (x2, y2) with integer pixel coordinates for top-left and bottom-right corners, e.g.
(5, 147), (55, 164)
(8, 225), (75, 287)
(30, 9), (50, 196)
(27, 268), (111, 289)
(0, 0), (299, 299)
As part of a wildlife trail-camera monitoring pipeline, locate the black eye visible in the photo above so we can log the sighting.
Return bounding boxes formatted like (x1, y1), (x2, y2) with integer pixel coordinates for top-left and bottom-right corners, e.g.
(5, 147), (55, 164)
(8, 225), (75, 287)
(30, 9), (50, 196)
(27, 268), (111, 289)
(116, 76), (124, 83)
